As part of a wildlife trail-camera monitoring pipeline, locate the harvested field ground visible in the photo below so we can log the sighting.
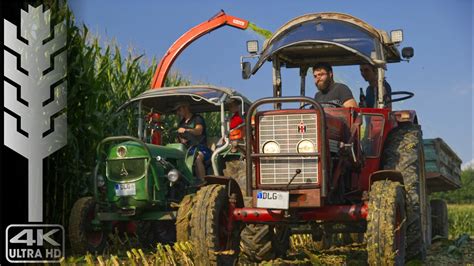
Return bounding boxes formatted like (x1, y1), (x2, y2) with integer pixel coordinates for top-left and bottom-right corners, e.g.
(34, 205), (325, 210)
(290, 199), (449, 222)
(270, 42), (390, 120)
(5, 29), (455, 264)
(64, 204), (474, 265)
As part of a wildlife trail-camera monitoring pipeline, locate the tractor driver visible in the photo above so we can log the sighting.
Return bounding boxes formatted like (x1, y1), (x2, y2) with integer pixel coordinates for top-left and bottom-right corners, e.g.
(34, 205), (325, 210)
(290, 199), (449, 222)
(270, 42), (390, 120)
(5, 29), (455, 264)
(359, 64), (392, 108)
(173, 101), (212, 180)
(313, 62), (358, 108)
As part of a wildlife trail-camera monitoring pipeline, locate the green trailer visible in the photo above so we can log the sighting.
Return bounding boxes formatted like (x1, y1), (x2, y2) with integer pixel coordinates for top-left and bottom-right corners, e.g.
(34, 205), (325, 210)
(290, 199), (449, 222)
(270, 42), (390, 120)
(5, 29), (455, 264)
(424, 138), (462, 193)
(423, 138), (462, 240)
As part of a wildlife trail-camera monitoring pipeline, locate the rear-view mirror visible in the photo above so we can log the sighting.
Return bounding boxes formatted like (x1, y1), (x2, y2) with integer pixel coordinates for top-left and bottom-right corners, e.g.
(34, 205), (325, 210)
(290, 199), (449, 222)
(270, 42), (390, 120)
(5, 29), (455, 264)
(402, 47), (414, 59)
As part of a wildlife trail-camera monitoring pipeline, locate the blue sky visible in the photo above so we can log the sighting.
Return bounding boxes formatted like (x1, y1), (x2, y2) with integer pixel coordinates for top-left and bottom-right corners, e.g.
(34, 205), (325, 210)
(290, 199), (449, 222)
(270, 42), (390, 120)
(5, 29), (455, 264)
(69, 0), (473, 167)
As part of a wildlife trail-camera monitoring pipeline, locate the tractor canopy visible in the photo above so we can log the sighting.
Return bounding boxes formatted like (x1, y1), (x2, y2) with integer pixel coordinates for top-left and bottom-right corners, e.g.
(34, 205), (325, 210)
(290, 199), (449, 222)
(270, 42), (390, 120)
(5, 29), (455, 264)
(118, 85), (252, 114)
(251, 12), (402, 74)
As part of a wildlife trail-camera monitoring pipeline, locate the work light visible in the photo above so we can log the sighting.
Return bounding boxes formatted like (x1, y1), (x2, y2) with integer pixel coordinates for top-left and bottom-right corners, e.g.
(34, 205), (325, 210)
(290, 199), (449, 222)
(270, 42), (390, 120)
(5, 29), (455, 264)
(390, 30), (403, 43)
(247, 40), (259, 54)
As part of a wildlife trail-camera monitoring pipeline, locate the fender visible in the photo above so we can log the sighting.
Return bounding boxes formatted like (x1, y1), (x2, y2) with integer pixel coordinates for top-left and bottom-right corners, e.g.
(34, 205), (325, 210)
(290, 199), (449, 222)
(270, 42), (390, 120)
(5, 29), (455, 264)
(203, 175), (245, 208)
(369, 170), (404, 188)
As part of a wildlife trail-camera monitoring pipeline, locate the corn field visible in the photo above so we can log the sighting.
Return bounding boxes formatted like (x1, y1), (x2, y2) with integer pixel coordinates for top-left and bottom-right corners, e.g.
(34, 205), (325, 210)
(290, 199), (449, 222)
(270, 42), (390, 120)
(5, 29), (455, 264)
(43, 4), (190, 231)
(448, 204), (474, 239)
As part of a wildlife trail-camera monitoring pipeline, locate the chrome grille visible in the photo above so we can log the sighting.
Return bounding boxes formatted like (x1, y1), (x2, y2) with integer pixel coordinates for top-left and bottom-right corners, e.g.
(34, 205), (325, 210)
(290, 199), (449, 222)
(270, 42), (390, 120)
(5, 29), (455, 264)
(259, 113), (318, 185)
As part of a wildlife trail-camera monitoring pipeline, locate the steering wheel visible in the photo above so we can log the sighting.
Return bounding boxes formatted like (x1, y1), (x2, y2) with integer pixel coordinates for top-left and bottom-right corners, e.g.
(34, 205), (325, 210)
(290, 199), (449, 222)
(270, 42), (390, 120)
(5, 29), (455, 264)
(175, 128), (188, 143)
(299, 101), (342, 109)
(387, 91), (414, 103)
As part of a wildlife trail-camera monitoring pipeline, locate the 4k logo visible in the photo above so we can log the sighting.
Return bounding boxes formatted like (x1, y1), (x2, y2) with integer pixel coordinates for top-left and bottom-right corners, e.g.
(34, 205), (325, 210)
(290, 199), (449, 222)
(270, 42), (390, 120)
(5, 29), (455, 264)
(6, 224), (65, 263)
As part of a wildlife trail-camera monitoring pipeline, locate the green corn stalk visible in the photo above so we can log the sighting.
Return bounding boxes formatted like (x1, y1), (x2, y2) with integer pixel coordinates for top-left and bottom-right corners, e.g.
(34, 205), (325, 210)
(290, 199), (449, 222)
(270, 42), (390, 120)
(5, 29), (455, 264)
(110, 255), (120, 266)
(126, 250), (137, 266)
(85, 253), (94, 265)
(164, 244), (177, 265)
(138, 249), (149, 266)
(97, 255), (105, 266)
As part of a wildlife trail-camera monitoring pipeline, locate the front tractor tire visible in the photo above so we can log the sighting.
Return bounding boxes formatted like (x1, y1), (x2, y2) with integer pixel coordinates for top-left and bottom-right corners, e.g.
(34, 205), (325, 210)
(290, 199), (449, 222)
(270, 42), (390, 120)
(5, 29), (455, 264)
(366, 180), (407, 265)
(381, 123), (426, 260)
(190, 184), (241, 265)
(239, 224), (290, 263)
(69, 197), (107, 254)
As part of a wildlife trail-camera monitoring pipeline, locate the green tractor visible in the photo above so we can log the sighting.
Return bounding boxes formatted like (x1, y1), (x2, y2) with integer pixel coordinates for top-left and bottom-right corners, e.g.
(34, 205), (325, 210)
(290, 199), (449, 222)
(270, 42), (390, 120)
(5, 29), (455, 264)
(68, 85), (251, 254)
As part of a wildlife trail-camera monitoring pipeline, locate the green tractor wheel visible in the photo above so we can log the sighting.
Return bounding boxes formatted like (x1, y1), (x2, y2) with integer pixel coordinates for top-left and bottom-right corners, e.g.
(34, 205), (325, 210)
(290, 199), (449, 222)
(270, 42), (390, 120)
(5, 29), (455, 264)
(69, 197), (108, 254)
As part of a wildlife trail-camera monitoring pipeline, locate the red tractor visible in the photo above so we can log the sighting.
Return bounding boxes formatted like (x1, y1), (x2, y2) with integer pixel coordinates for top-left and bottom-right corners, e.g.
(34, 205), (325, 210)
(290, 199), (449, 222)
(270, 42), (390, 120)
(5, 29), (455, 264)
(187, 13), (462, 265)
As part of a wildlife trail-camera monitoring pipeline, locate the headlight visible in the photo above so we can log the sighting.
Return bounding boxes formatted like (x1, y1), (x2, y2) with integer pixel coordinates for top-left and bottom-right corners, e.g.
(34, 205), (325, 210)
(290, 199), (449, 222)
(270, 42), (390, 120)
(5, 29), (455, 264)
(117, 146), (127, 158)
(167, 169), (180, 183)
(297, 139), (315, 153)
(262, 141), (280, 153)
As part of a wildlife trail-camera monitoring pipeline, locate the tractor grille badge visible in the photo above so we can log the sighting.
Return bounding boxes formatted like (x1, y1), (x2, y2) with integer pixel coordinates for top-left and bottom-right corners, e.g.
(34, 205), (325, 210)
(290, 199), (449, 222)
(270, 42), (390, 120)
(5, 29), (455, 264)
(120, 162), (129, 176)
(298, 121), (306, 133)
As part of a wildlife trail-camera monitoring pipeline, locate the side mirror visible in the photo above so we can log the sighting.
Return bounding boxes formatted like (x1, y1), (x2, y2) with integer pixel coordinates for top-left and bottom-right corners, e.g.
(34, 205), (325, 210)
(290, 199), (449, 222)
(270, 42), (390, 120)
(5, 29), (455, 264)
(402, 47), (414, 59)
(242, 62), (252, 79)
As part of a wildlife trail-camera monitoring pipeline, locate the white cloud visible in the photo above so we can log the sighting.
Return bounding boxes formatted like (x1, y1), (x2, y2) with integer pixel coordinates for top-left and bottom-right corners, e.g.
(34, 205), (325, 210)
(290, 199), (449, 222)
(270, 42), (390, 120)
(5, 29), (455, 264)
(461, 159), (474, 170)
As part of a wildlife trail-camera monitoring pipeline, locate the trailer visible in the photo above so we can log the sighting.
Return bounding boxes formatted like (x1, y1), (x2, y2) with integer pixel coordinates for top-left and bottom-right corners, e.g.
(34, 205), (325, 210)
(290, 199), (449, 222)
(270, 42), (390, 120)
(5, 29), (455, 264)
(424, 138), (462, 193)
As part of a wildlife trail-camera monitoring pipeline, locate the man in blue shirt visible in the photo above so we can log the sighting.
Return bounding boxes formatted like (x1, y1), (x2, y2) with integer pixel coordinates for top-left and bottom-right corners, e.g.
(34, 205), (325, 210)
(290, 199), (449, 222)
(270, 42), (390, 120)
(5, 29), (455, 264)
(174, 101), (212, 180)
(359, 64), (392, 108)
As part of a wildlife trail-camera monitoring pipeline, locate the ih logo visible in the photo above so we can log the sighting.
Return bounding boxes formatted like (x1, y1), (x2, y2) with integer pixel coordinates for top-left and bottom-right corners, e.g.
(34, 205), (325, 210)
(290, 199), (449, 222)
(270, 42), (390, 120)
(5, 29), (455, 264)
(4, 5), (67, 222)
(298, 121), (306, 133)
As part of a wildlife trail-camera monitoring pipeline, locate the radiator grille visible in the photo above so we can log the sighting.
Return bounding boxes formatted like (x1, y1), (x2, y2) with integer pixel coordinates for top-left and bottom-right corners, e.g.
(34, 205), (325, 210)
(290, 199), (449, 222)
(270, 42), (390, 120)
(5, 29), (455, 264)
(107, 158), (147, 181)
(258, 113), (318, 185)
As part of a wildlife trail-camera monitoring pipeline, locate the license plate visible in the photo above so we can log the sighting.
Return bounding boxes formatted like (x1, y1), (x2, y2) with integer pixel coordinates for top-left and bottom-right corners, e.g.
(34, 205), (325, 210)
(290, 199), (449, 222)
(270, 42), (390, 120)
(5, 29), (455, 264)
(115, 183), (136, 196)
(256, 190), (289, 209)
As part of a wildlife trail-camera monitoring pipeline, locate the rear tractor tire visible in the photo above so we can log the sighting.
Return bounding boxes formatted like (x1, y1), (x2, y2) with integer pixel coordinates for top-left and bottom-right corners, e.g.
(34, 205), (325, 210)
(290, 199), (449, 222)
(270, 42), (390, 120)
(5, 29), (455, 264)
(69, 197), (108, 254)
(366, 180), (407, 266)
(190, 184), (241, 265)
